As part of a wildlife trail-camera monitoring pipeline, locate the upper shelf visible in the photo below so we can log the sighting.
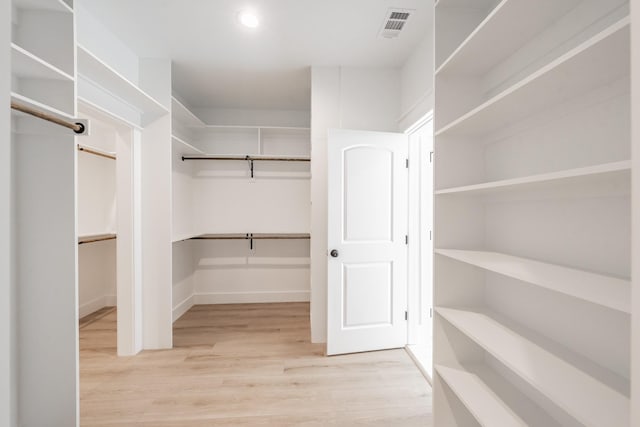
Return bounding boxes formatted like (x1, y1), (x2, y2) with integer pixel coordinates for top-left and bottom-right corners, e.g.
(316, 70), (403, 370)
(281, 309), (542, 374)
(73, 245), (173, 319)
(12, 43), (74, 82)
(171, 96), (205, 127)
(436, 18), (630, 137)
(435, 249), (630, 313)
(435, 160), (630, 197)
(437, 307), (629, 427)
(436, 0), (578, 77)
(14, 0), (72, 13)
(77, 45), (168, 125)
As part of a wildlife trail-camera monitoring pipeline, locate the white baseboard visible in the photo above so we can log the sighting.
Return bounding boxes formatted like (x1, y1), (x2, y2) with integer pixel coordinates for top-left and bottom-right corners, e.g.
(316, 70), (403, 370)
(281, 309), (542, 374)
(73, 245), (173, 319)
(172, 294), (195, 322)
(405, 345), (433, 386)
(194, 290), (310, 305)
(79, 295), (115, 319)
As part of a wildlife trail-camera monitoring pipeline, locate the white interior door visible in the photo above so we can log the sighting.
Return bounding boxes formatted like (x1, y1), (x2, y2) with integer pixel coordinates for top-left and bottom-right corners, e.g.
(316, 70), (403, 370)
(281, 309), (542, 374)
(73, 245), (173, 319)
(327, 128), (408, 356)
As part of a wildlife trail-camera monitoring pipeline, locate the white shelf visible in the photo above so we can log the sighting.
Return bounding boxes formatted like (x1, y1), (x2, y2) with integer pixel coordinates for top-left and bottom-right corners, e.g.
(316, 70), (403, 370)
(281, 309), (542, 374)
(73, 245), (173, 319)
(171, 96), (205, 127)
(77, 45), (168, 124)
(12, 43), (74, 82)
(14, 0), (72, 13)
(437, 364), (534, 427)
(436, 307), (629, 427)
(11, 92), (74, 121)
(435, 161), (630, 196)
(436, 0), (578, 76)
(435, 0), (496, 9)
(436, 18), (630, 137)
(172, 135), (204, 155)
(435, 249), (630, 313)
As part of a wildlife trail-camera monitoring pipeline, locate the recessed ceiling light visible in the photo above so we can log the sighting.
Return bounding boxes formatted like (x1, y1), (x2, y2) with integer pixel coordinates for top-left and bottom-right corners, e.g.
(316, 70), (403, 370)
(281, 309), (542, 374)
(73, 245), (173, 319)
(238, 11), (259, 28)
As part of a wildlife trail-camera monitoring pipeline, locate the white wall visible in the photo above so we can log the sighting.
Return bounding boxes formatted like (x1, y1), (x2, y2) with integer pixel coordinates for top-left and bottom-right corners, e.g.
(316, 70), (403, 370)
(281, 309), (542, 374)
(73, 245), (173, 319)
(399, 31), (435, 131)
(632, 0), (640, 424)
(1, 0), (15, 423)
(193, 108), (310, 127)
(76, 2), (139, 85)
(310, 66), (401, 343)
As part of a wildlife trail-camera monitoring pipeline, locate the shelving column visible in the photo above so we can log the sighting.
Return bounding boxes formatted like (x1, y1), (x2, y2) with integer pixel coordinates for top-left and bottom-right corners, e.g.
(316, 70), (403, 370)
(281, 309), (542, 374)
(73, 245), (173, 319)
(433, 0), (631, 425)
(11, 0), (79, 425)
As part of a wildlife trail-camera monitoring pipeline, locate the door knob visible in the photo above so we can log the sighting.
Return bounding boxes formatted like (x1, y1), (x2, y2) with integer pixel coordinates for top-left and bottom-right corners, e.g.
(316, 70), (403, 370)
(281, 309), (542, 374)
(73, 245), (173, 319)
(330, 249), (339, 258)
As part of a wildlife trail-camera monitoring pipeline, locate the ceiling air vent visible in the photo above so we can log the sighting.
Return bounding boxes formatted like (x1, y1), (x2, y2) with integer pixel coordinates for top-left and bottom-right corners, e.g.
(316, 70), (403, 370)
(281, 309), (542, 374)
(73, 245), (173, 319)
(379, 8), (413, 39)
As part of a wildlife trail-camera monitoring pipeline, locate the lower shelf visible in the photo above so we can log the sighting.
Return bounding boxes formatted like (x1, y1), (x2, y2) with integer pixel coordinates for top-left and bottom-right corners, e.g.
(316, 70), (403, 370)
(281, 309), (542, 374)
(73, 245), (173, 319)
(436, 307), (629, 427)
(436, 363), (561, 427)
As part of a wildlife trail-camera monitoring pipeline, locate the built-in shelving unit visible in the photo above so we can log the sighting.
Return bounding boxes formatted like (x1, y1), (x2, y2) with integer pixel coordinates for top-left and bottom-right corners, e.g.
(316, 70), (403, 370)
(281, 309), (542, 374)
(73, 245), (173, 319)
(10, 0), (80, 423)
(77, 44), (168, 127)
(170, 95), (311, 317)
(434, 0), (631, 425)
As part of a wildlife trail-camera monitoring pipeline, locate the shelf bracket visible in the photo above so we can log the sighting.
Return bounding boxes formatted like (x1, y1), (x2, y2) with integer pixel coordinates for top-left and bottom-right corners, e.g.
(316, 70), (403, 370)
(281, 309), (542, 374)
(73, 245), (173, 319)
(246, 156), (255, 178)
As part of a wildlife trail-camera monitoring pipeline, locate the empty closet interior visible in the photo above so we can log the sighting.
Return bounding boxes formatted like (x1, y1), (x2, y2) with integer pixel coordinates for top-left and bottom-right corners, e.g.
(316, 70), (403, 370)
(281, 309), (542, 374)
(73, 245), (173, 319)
(433, 0), (631, 425)
(171, 97), (311, 321)
(77, 106), (117, 318)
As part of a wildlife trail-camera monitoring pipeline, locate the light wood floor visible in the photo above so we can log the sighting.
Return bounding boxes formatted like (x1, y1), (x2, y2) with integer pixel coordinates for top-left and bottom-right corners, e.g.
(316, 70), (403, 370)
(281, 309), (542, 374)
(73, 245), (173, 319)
(80, 303), (433, 426)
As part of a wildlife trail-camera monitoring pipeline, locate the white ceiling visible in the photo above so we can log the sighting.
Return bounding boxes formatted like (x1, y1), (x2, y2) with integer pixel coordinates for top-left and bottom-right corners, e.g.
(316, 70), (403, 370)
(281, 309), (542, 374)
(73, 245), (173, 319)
(80, 0), (433, 110)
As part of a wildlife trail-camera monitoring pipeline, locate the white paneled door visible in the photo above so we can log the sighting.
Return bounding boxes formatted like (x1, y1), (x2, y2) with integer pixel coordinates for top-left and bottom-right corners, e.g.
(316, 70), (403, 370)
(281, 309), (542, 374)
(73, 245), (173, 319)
(327, 129), (408, 355)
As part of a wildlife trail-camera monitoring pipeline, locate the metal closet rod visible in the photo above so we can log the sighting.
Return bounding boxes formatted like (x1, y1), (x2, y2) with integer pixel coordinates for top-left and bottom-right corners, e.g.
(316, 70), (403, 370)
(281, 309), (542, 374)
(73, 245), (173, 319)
(191, 233), (310, 250)
(11, 101), (86, 134)
(78, 145), (116, 160)
(181, 155), (310, 162)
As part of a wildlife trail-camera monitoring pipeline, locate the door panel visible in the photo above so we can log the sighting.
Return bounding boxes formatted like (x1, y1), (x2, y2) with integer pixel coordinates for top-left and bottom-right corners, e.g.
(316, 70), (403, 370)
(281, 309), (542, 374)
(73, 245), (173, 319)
(327, 128), (408, 356)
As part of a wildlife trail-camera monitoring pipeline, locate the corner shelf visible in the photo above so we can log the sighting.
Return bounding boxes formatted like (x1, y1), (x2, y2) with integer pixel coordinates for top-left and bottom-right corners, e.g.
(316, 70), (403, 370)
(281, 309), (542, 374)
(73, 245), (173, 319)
(435, 160), (631, 197)
(171, 96), (205, 127)
(436, 0), (578, 77)
(435, 249), (630, 313)
(12, 43), (74, 82)
(436, 307), (629, 427)
(77, 45), (168, 125)
(436, 18), (630, 137)
(171, 135), (204, 155)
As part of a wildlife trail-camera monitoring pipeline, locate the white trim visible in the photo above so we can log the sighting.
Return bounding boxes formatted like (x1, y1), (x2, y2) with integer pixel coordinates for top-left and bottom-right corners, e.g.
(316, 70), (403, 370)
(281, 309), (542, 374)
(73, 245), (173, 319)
(195, 290), (310, 305)
(397, 88), (434, 125)
(404, 110), (434, 135)
(79, 295), (115, 319)
(405, 345), (433, 385)
(172, 294), (195, 322)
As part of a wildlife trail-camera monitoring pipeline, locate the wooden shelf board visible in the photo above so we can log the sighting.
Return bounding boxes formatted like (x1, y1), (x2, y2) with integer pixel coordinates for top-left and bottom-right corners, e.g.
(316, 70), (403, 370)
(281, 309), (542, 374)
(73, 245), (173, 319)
(435, 161), (630, 196)
(436, 249), (630, 313)
(77, 45), (168, 119)
(11, 92), (74, 121)
(78, 233), (116, 245)
(436, 307), (629, 427)
(171, 96), (205, 127)
(436, 18), (630, 137)
(12, 43), (74, 82)
(14, 0), (72, 13)
(436, 0), (579, 77)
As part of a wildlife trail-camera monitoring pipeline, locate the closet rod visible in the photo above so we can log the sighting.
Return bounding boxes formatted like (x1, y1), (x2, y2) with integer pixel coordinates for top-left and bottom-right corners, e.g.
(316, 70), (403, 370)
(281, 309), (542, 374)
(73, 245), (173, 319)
(78, 145), (116, 160)
(78, 234), (117, 245)
(181, 155), (310, 162)
(11, 101), (86, 134)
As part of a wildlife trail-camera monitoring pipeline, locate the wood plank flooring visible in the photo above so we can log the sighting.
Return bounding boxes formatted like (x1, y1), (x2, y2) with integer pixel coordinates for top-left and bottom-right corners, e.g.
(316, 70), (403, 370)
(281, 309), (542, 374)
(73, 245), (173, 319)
(80, 303), (433, 426)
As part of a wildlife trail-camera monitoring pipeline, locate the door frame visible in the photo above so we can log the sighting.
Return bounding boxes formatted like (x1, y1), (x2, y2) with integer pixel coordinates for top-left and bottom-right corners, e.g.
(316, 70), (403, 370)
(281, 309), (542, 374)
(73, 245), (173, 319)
(404, 112), (434, 377)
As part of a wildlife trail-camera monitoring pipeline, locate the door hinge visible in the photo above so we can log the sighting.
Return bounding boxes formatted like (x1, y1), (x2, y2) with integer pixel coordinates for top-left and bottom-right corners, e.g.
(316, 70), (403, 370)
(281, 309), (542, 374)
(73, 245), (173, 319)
(405, 158), (409, 168)
(429, 230), (432, 241)
(405, 235), (408, 245)
(429, 308), (433, 318)
(429, 151), (434, 163)
(405, 311), (408, 321)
